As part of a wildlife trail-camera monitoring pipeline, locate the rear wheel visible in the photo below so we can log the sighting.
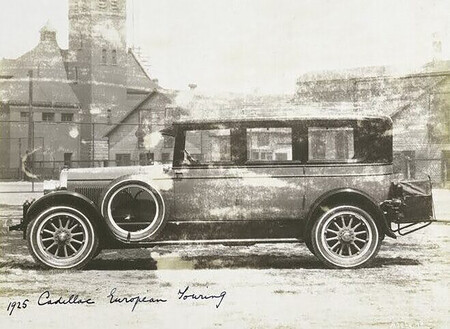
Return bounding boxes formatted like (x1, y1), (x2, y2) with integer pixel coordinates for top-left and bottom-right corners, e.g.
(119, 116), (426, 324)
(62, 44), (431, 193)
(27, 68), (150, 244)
(27, 206), (98, 270)
(311, 205), (381, 269)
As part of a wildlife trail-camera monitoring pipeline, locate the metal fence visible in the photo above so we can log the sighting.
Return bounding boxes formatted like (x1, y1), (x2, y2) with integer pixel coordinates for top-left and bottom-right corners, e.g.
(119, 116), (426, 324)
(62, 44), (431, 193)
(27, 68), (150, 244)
(393, 156), (446, 186)
(1, 160), (147, 181)
(0, 119), (169, 181)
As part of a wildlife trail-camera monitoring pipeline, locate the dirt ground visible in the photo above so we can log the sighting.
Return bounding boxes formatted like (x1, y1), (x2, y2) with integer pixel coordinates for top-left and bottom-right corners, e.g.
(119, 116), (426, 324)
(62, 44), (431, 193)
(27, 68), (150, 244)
(0, 188), (449, 329)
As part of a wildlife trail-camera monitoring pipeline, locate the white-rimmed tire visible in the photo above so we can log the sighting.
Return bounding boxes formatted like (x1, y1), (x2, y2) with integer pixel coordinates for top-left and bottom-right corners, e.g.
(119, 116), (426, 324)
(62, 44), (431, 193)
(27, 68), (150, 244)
(311, 205), (381, 269)
(26, 206), (99, 270)
(101, 180), (166, 243)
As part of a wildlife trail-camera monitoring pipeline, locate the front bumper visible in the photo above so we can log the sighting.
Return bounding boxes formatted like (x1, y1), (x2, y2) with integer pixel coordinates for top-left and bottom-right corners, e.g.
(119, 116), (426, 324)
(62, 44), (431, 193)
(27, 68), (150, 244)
(9, 200), (33, 233)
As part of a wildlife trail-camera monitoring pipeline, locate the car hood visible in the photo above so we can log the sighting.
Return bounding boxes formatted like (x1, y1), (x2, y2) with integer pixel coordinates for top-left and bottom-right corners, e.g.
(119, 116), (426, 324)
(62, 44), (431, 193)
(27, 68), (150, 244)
(65, 164), (172, 181)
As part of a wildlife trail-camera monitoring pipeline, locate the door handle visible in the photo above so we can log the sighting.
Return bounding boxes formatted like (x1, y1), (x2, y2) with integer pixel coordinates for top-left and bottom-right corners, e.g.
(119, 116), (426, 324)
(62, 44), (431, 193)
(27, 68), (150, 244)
(175, 171), (183, 179)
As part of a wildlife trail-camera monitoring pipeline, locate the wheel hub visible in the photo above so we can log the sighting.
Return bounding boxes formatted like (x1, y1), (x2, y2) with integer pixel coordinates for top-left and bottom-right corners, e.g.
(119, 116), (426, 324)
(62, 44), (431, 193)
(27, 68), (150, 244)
(55, 229), (71, 244)
(339, 229), (355, 243)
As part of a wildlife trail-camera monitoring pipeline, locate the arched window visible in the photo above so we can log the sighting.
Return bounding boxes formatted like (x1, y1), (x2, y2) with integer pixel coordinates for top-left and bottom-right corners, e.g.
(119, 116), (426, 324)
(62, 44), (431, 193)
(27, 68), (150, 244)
(102, 49), (107, 64)
(111, 49), (117, 65)
(110, 0), (119, 11)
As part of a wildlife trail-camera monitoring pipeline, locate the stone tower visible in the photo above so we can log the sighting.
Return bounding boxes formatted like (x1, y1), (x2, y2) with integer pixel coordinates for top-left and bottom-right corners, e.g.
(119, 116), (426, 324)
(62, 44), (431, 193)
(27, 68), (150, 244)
(68, 0), (128, 161)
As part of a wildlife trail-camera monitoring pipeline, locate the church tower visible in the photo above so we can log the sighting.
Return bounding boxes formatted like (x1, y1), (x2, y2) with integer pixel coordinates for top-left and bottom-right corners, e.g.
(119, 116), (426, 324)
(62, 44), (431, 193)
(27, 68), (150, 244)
(68, 0), (128, 160)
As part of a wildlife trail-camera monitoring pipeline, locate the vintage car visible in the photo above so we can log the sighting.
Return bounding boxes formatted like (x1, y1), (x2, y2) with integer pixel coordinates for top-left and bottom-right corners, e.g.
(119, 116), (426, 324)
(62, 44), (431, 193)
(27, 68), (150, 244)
(10, 115), (434, 269)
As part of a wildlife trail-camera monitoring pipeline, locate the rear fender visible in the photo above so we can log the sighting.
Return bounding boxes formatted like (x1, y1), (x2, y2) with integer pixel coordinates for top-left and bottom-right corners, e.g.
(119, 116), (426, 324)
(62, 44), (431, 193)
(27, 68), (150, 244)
(304, 188), (396, 241)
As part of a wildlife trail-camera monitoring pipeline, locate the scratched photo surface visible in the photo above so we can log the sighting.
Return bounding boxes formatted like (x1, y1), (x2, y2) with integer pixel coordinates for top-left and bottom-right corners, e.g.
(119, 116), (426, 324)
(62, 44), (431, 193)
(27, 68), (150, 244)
(1, 0), (449, 328)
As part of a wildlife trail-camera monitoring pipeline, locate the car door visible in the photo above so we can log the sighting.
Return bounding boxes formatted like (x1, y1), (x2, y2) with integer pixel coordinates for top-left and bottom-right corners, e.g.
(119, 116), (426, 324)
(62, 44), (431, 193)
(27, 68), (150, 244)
(239, 125), (307, 222)
(172, 127), (243, 221)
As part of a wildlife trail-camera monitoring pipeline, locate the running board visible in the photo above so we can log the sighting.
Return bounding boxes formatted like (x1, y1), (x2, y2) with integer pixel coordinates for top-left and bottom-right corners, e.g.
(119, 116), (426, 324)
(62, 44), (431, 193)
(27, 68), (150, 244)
(119, 238), (302, 247)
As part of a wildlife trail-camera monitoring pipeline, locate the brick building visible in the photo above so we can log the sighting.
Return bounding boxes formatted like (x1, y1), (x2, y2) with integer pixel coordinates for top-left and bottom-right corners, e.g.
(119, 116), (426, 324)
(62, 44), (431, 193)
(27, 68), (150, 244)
(0, 0), (160, 178)
(294, 60), (450, 185)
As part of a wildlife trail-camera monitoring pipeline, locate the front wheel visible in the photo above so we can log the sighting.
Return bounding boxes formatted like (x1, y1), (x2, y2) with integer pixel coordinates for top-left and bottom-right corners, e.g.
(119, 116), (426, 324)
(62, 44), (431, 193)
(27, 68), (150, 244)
(27, 206), (99, 270)
(311, 205), (381, 269)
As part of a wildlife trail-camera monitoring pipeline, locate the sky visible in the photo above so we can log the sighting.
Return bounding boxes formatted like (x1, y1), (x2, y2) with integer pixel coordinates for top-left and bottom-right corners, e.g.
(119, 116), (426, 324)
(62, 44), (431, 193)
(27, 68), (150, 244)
(0, 0), (449, 94)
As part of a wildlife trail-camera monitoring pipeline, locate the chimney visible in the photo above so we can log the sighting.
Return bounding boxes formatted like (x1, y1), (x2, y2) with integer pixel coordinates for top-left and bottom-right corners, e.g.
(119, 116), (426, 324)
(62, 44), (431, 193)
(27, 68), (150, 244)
(188, 83), (197, 90)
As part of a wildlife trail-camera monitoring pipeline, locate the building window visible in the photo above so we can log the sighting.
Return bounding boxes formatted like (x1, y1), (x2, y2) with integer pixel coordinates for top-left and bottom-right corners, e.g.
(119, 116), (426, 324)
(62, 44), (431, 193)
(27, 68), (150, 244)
(61, 113), (74, 122)
(20, 112), (29, 121)
(164, 108), (171, 119)
(161, 152), (171, 164)
(111, 49), (117, 65)
(98, 0), (107, 9)
(102, 49), (107, 64)
(163, 135), (174, 148)
(42, 112), (55, 122)
(116, 153), (131, 166)
(64, 153), (73, 167)
(139, 152), (154, 165)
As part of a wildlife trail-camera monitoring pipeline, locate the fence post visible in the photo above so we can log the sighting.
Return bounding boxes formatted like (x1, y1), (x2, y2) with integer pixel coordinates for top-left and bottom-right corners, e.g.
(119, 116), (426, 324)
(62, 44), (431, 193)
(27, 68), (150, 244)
(18, 138), (22, 181)
(92, 122), (95, 168)
(405, 156), (411, 179)
(442, 158), (447, 187)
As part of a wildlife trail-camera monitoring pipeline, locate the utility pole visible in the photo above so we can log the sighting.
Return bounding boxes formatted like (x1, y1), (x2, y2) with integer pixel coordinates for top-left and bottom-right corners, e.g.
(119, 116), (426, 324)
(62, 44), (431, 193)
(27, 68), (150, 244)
(28, 70), (35, 190)
(27, 70), (34, 169)
(92, 122), (95, 167)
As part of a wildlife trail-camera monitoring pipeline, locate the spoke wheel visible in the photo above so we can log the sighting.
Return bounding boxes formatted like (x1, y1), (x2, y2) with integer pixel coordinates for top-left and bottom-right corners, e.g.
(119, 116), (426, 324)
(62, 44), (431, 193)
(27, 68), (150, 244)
(27, 206), (98, 270)
(311, 205), (380, 269)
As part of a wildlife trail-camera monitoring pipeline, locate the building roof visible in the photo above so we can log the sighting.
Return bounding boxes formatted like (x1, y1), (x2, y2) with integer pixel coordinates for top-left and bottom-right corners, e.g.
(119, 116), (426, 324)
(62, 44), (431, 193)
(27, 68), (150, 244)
(172, 113), (392, 126)
(104, 90), (174, 137)
(126, 49), (159, 92)
(0, 26), (80, 107)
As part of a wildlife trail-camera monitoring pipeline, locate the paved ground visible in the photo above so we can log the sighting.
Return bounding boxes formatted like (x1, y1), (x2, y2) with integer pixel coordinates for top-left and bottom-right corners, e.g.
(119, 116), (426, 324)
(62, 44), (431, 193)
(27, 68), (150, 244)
(0, 185), (449, 328)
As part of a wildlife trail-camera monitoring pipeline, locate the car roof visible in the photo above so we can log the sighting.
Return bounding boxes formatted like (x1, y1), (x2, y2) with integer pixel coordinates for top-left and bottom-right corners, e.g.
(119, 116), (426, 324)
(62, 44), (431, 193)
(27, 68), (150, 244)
(172, 112), (392, 126)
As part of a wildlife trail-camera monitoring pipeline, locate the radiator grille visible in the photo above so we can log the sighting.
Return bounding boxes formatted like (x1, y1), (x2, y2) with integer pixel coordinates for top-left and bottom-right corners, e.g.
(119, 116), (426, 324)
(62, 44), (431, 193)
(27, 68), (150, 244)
(74, 187), (104, 205)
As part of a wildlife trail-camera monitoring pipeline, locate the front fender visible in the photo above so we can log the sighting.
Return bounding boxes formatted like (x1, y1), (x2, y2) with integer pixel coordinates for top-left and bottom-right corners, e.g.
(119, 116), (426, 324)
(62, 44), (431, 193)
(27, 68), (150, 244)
(22, 190), (106, 239)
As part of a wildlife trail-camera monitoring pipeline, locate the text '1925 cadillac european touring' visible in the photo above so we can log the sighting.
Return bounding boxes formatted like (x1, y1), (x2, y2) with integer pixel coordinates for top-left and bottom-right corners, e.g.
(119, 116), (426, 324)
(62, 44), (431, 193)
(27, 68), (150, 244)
(10, 114), (435, 269)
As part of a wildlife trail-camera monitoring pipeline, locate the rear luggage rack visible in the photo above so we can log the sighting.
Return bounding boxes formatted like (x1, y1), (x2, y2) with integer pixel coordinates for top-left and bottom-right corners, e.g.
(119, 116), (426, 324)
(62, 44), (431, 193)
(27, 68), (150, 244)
(381, 176), (435, 236)
(391, 220), (434, 236)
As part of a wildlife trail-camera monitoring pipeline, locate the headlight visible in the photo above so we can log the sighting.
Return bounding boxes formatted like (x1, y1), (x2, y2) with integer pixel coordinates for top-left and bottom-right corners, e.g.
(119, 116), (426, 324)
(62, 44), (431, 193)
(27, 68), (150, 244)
(59, 168), (68, 189)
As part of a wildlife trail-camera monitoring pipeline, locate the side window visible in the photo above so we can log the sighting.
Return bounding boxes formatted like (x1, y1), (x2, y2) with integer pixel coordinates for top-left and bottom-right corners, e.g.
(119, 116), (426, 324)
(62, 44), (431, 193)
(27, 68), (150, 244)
(246, 127), (292, 162)
(308, 127), (354, 161)
(116, 153), (131, 166)
(185, 129), (231, 164)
